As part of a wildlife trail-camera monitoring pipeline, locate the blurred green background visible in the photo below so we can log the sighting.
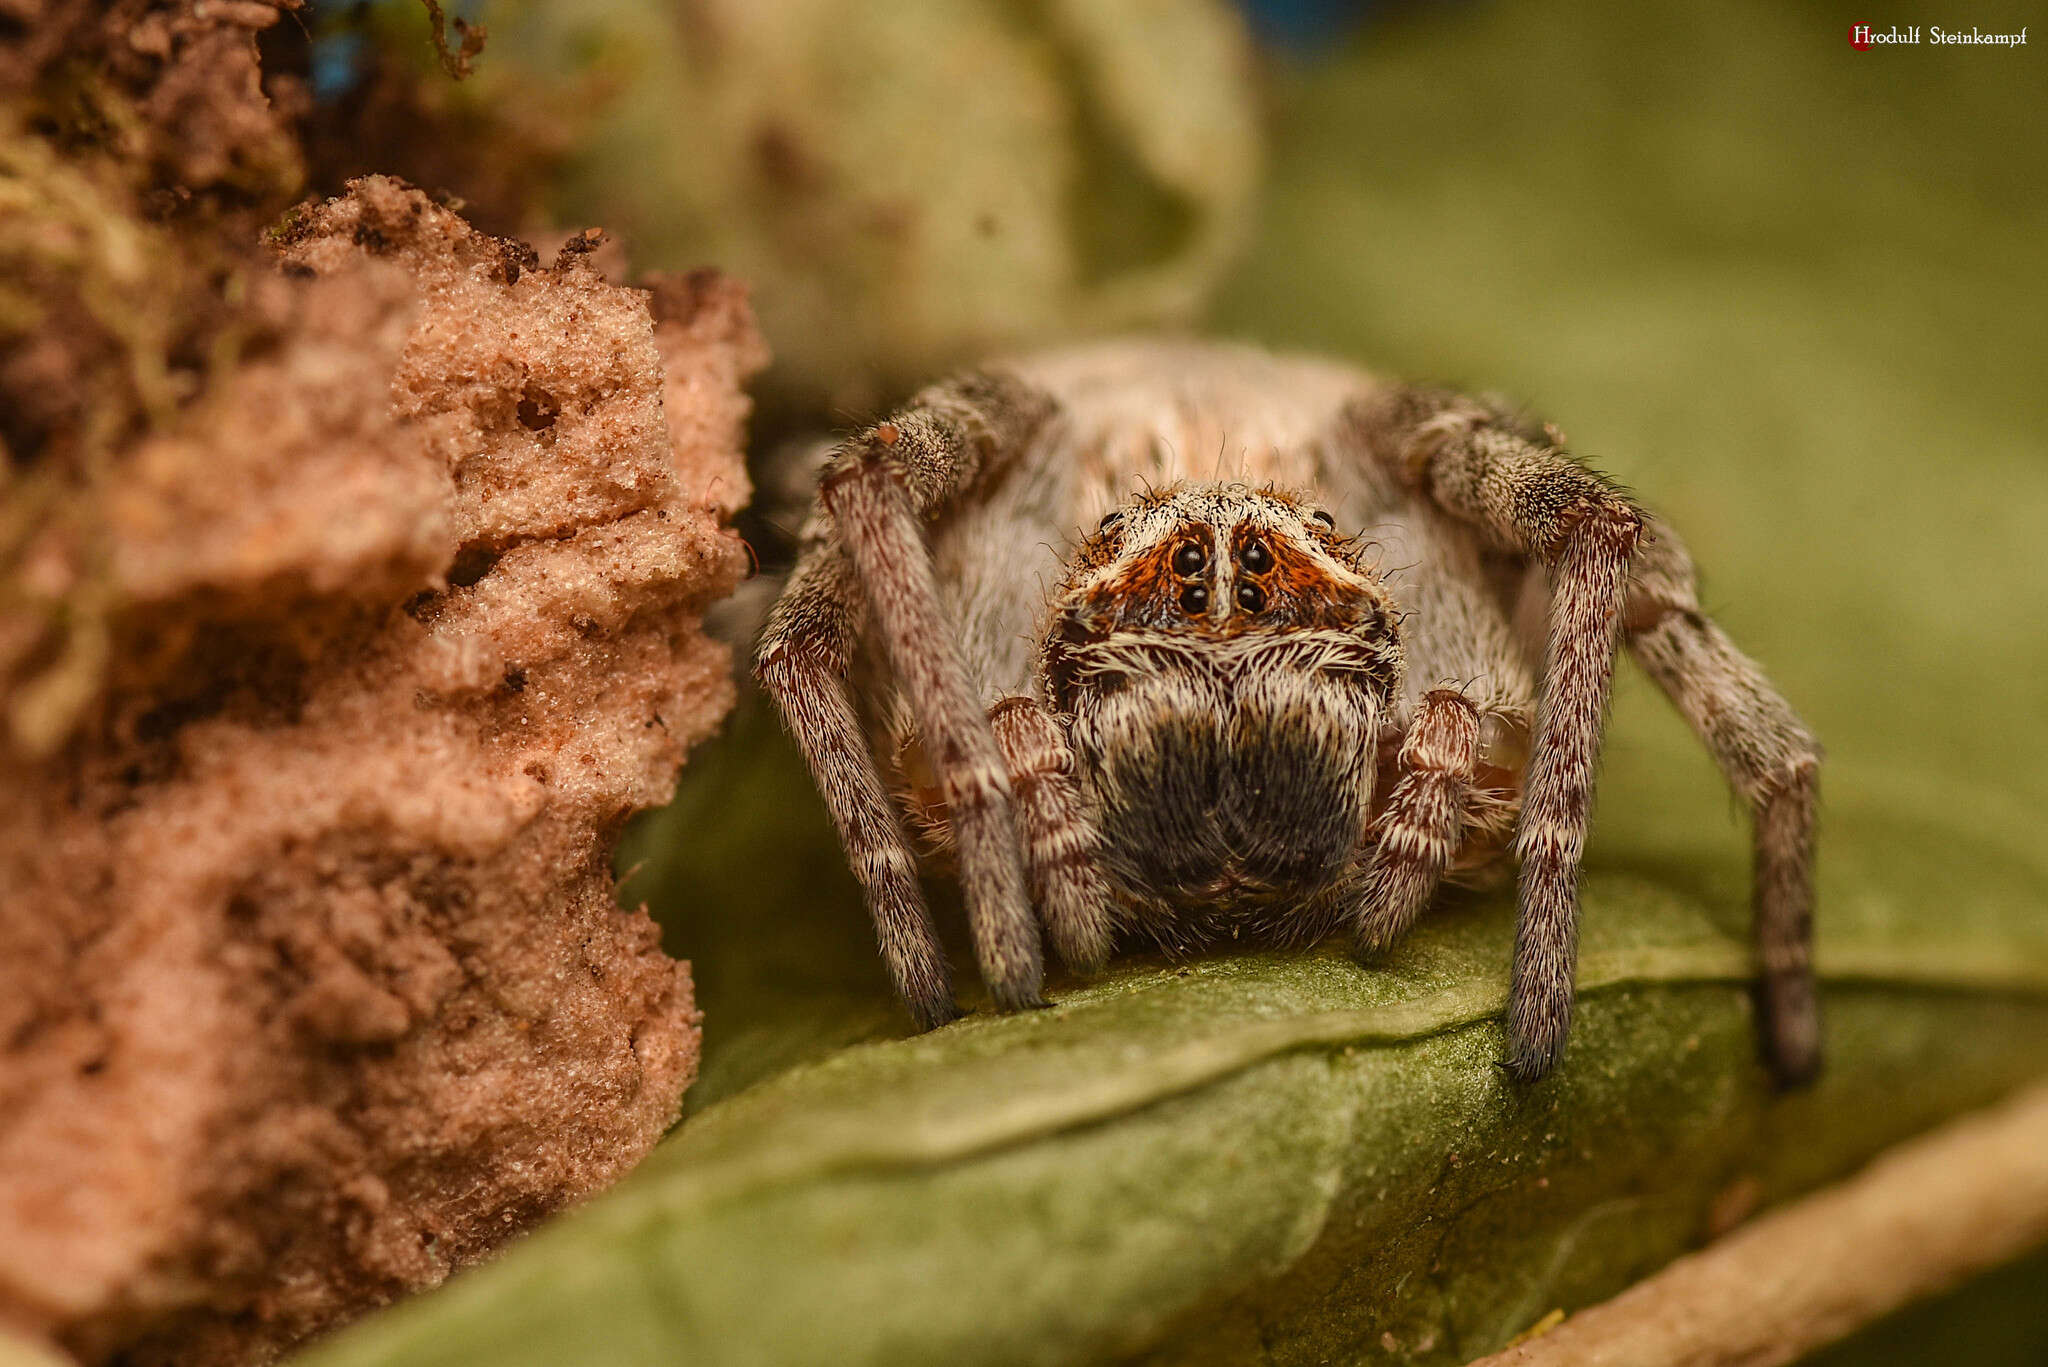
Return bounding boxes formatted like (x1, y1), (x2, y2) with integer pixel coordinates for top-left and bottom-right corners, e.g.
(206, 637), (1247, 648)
(298, 1), (2048, 1363)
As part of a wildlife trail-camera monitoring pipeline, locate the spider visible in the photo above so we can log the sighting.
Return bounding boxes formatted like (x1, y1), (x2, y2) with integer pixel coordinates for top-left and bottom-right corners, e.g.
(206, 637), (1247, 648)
(755, 340), (1820, 1084)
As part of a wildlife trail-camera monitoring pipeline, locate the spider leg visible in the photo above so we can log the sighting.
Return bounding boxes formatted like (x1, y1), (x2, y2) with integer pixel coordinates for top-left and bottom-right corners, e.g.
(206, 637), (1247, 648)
(1626, 519), (1823, 1085)
(1352, 389), (1644, 1081)
(812, 376), (1056, 1012)
(757, 545), (957, 1027)
(989, 696), (1115, 973)
(1354, 689), (1480, 954)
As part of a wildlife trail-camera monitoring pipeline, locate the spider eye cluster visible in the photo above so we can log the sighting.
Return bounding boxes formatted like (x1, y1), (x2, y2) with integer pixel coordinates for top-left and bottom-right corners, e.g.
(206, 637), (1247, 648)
(1162, 529), (1291, 622)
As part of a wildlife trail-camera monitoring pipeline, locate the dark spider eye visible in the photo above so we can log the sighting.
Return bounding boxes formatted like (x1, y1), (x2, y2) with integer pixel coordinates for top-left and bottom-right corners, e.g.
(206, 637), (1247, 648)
(1237, 539), (1273, 574)
(1309, 509), (1336, 530)
(1096, 510), (1122, 532)
(1172, 542), (1207, 576)
(1180, 584), (1209, 614)
(1235, 582), (1265, 613)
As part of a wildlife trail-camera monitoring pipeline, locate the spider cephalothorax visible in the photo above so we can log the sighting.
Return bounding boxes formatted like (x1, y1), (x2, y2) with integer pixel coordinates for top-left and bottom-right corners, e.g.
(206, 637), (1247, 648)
(757, 340), (1821, 1085)
(1040, 485), (1403, 945)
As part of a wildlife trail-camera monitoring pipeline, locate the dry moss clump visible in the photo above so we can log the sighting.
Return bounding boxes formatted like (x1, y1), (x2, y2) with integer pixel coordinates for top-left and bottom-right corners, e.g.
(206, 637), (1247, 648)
(1, 0), (308, 753)
(0, 169), (761, 1365)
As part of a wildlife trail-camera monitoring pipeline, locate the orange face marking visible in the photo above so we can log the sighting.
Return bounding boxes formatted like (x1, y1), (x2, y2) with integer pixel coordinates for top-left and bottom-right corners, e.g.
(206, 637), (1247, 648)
(1059, 504), (1387, 640)
(1084, 530), (1210, 632)
(1228, 523), (1382, 634)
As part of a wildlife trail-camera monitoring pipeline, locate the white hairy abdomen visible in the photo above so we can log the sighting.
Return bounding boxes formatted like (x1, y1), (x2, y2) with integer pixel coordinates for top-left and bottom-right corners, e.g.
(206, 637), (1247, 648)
(1003, 339), (1372, 517)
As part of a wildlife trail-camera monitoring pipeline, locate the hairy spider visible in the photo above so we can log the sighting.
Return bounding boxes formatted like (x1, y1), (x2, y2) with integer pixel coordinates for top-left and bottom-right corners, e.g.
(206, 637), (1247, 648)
(756, 340), (1820, 1084)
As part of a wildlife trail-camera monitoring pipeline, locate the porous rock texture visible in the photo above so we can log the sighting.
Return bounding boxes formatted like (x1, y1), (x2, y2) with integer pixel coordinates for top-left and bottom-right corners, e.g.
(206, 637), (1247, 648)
(0, 175), (763, 1365)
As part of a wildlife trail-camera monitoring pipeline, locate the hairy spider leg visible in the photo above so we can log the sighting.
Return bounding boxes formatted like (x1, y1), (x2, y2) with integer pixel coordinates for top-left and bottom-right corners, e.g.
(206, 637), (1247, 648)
(1352, 388), (1645, 1082)
(1354, 688), (1482, 952)
(1626, 518), (1823, 1085)
(1345, 468), (1540, 959)
(757, 545), (957, 1026)
(766, 374), (1061, 1014)
(989, 696), (1116, 973)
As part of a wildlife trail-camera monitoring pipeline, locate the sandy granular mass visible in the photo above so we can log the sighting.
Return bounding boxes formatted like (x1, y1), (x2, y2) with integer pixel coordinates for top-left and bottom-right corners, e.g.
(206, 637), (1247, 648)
(0, 178), (763, 1366)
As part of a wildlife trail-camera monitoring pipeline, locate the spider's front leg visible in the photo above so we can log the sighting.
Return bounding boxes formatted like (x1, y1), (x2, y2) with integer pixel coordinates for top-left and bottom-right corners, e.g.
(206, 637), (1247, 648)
(1353, 389), (1644, 1082)
(770, 374), (1058, 1017)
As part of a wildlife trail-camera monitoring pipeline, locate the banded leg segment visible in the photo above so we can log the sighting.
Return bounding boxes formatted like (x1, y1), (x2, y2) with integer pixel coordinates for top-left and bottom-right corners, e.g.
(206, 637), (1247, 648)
(989, 696), (1115, 973)
(757, 549), (956, 1027)
(1628, 520), (1823, 1084)
(1354, 689), (1481, 954)
(815, 375), (1056, 1011)
(1354, 389), (1644, 1081)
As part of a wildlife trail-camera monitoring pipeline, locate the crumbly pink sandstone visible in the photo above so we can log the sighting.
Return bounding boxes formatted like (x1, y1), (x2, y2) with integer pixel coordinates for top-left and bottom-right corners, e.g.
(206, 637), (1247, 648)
(0, 177), (764, 1366)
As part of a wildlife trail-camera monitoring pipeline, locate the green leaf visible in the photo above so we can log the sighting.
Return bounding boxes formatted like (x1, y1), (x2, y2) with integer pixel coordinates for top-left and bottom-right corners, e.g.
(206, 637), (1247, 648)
(291, 689), (2048, 1367)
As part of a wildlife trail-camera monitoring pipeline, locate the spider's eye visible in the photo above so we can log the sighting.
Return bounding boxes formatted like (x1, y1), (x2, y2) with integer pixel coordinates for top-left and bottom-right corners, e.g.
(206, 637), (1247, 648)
(1309, 509), (1336, 531)
(1096, 510), (1122, 533)
(1172, 542), (1207, 577)
(1180, 584), (1209, 614)
(1237, 539), (1273, 574)
(1235, 582), (1266, 613)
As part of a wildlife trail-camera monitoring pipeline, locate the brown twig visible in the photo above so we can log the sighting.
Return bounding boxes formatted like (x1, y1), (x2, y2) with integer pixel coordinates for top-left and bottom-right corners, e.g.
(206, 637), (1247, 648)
(418, 0), (486, 80)
(1468, 1081), (2048, 1367)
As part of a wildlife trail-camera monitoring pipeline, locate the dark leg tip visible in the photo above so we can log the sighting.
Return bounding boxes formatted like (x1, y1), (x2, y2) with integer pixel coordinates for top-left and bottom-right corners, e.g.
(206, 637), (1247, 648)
(982, 940), (1046, 1015)
(1500, 1020), (1567, 1084)
(1758, 977), (1822, 1090)
(1769, 1050), (1822, 1092)
(1351, 932), (1393, 967)
(908, 996), (963, 1032)
(1764, 1028), (1822, 1090)
(1496, 1050), (1555, 1085)
(992, 986), (1052, 1013)
(1048, 921), (1112, 978)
